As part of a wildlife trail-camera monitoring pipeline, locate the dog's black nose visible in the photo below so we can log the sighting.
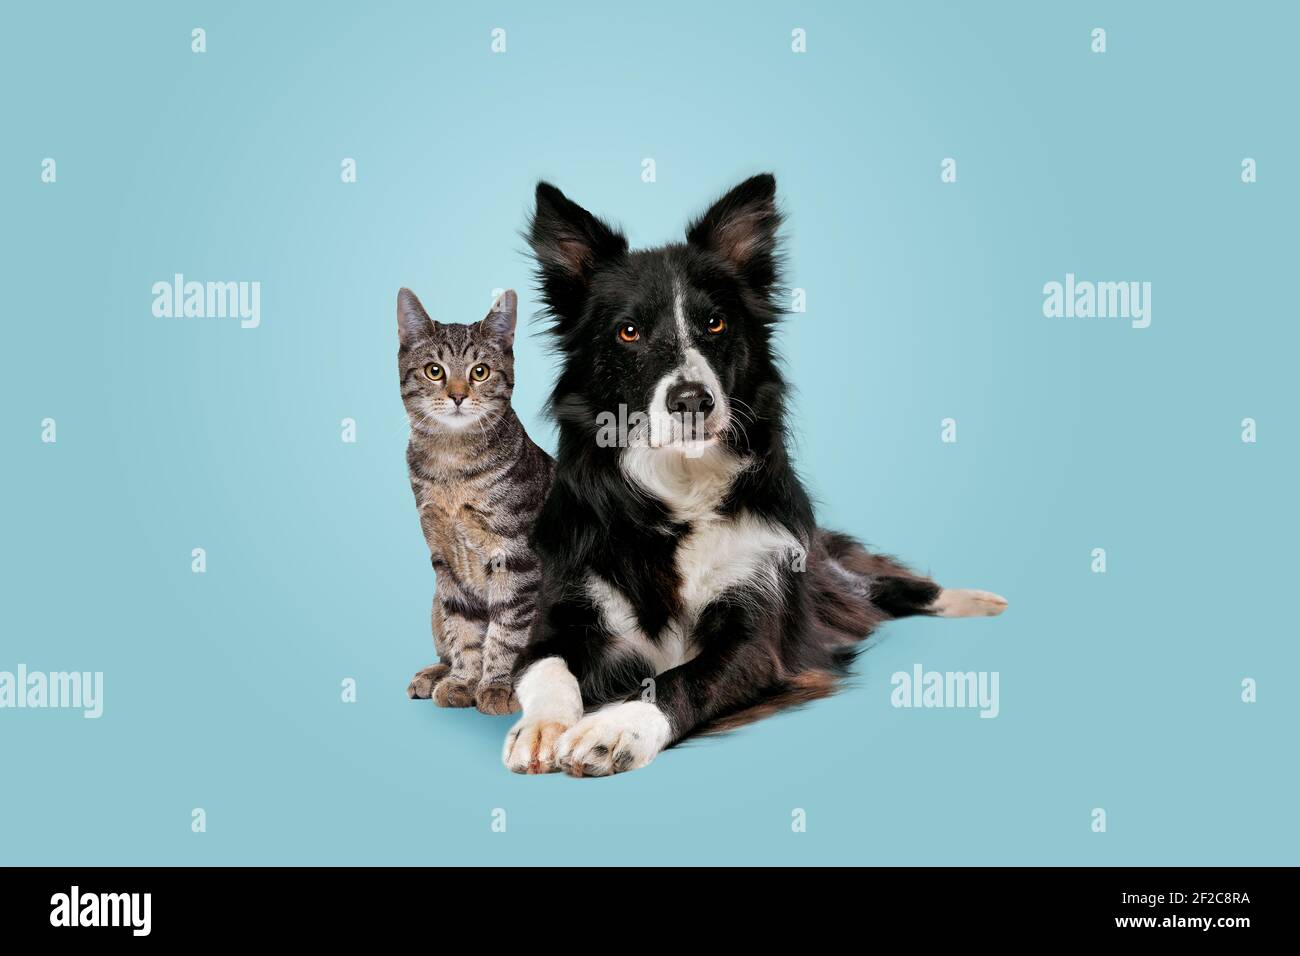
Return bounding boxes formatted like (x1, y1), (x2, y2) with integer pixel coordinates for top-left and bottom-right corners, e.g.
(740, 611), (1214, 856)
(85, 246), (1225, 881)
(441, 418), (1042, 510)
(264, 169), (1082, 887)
(666, 382), (715, 419)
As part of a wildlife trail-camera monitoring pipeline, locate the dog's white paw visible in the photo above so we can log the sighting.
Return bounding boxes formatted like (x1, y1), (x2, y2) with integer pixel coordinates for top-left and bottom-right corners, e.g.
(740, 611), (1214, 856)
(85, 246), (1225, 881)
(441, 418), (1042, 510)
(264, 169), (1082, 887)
(504, 656), (585, 774)
(554, 702), (671, 777)
(931, 588), (1008, 618)
(503, 719), (570, 774)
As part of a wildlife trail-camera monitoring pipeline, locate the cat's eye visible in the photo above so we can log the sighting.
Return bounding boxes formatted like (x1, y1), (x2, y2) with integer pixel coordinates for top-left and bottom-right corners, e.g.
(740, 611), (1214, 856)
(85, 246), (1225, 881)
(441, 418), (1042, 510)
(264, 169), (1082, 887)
(706, 312), (726, 334)
(470, 364), (490, 382)
(423, 363), (444, 382)
(618, 324), (639, 343)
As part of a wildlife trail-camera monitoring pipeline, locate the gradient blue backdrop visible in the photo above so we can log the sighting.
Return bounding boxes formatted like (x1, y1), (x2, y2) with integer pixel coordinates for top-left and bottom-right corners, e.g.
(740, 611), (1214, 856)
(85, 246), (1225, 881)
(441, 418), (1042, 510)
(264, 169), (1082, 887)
(3, 1), (1296, 865)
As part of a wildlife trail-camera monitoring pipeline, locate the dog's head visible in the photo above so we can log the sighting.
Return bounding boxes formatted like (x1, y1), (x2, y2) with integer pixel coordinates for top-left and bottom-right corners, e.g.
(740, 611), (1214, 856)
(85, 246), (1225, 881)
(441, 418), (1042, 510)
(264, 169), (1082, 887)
(528, 175), (785, 460)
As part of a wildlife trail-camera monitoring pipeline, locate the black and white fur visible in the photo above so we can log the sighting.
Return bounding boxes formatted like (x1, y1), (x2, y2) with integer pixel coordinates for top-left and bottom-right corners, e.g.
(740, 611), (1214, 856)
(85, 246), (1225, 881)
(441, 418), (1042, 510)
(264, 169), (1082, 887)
(504, 175), (1006, 776)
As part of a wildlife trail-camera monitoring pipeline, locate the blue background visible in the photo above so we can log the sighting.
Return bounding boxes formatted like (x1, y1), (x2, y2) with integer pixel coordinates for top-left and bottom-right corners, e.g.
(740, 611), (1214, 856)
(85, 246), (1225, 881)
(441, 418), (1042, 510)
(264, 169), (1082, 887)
(3, 1), (1295, 865)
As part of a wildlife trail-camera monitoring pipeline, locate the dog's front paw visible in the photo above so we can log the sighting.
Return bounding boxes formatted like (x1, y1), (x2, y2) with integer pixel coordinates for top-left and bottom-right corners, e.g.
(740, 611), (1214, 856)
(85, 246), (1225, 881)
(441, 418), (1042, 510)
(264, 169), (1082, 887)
(503, 719), (570, 774)
(407, 663), (450, 699)
(475, 682), (520, 716)
(432, 675), (478, 708)
(554, 702), (671, 777)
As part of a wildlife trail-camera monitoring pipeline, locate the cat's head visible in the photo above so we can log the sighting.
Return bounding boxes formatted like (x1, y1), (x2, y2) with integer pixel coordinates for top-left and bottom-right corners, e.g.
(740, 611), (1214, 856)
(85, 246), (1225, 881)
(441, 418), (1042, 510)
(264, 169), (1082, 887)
(397, 288), (517, 433)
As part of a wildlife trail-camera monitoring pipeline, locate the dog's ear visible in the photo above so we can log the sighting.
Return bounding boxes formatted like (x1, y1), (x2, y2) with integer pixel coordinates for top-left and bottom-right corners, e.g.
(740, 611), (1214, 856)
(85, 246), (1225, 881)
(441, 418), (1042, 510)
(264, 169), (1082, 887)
(528, 182), (628, 324)
(397, 287), (436, 346)
(480, 289), (517, 349)
(686, 173), (782, 294)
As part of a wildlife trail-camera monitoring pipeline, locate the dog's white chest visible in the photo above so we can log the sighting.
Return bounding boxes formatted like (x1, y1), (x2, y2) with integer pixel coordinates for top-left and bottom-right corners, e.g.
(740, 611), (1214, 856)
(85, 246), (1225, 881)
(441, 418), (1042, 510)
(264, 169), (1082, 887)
(586, 512), (799, 675)
(675, 512), (800, 616)
(585, 574), (694, 674)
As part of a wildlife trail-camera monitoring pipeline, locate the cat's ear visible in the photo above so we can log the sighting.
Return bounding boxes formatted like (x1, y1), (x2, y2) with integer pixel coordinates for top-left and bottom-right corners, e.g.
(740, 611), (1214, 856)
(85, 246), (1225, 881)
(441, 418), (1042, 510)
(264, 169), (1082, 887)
(397, 287), (435, 346)
(685, 173), (782, 296)
(528, 182), (627, 325)
(481, 289), (517, 349)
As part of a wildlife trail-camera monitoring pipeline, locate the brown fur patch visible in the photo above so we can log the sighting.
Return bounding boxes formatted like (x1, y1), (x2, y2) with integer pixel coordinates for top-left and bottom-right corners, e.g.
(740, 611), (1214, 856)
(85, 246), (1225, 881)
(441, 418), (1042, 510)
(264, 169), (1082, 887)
(696, 669), (839, 735)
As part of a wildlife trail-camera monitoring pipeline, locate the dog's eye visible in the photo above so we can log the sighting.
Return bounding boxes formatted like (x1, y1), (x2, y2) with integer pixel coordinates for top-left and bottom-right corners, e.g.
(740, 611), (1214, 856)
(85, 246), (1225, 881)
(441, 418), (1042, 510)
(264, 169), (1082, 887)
(618, 324), (639, 343)
(470, 364), (490, 383)
(706, 313), (726, 335)
(423, 363), (444, 381)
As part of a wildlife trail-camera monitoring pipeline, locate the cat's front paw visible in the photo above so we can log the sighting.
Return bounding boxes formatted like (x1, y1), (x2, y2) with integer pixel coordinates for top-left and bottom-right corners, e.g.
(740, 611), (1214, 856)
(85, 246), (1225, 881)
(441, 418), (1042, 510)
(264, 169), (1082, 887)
(503, 719), (570, 773)
(432, 675), (478, 708)
(407, 663), (450, 699)
(475, 682), (520, 716)
(554, 702), (671, 777)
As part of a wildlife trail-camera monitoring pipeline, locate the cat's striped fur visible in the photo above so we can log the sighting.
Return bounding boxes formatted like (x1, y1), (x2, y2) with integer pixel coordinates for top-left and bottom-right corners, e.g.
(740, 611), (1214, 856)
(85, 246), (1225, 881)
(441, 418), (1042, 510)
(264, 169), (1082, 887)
(398, 288), (555, 715)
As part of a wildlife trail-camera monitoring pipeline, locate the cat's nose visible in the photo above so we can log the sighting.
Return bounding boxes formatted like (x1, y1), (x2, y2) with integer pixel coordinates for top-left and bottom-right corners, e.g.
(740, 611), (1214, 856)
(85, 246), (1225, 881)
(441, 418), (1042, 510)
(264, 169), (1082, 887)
(666, 381), (715, 419)
(447, 388), (467, 406)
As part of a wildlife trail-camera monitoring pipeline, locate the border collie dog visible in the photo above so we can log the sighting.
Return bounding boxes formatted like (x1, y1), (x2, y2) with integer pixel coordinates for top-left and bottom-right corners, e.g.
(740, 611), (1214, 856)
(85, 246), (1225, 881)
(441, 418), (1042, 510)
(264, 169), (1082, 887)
(505, 174), (1006, 776)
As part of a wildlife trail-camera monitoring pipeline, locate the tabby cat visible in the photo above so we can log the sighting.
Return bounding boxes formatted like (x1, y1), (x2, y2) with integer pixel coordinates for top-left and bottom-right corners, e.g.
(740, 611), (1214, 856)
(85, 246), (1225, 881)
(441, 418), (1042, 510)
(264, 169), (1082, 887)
(397, 287), (554, 715)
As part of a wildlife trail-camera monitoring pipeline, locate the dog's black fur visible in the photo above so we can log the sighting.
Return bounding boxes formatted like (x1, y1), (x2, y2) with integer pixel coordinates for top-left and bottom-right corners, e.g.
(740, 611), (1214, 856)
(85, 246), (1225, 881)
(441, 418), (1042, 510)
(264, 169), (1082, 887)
(513, 174), (946, 742)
